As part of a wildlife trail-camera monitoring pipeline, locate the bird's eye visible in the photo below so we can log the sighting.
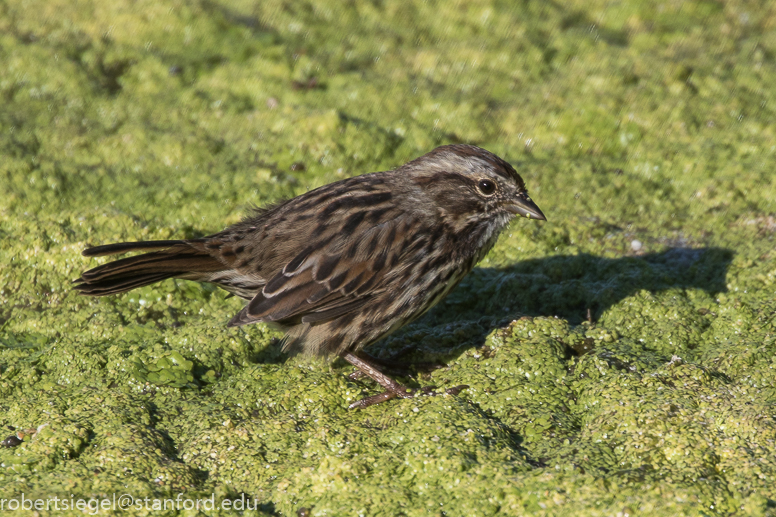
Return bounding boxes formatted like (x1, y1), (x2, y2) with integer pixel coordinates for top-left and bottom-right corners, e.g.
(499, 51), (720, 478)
(477, 179), (496, 195)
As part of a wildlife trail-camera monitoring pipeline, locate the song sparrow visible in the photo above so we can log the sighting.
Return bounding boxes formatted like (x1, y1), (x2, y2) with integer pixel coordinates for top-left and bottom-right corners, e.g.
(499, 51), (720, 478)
(75, 144), (546, 408)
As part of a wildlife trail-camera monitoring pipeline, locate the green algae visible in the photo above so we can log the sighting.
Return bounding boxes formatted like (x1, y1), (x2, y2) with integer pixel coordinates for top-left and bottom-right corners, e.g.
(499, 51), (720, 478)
(2, 0), (776, 515)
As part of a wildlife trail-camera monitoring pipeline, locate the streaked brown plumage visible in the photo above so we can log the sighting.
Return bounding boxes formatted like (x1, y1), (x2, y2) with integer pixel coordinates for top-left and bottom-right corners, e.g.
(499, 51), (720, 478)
(75, 144), (546, 408)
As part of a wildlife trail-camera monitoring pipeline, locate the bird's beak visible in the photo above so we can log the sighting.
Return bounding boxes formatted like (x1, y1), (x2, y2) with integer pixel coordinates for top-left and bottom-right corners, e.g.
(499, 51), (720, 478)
(503, 192), (546, 221)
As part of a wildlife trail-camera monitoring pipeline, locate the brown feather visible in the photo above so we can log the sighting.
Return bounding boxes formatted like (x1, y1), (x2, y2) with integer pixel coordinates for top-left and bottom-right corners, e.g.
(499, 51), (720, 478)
(74, 243), (226, 296)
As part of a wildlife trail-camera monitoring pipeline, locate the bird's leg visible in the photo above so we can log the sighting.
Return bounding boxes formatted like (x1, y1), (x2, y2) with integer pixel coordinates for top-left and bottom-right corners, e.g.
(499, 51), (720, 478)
(356, 348), (447, 374)
(343, 352), (410, 397)
(342, 352), (468, 410)
(346, 348), (446, 381)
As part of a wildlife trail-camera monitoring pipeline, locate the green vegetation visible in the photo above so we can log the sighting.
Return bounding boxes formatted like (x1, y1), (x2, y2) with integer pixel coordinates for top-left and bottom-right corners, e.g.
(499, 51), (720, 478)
(1, 0), (775, 514)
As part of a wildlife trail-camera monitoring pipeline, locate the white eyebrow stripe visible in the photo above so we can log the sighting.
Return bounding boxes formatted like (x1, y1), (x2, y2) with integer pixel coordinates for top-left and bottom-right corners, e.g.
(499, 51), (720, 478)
(467, 156), (493, 171)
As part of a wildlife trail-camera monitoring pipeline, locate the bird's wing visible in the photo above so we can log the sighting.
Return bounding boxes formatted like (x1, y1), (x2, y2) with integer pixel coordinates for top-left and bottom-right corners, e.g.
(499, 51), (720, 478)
(226, 214), (424, 328)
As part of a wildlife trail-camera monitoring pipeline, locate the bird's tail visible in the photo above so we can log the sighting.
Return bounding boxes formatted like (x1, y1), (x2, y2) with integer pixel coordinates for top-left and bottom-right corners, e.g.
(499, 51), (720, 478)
(74, 239), (224, 296)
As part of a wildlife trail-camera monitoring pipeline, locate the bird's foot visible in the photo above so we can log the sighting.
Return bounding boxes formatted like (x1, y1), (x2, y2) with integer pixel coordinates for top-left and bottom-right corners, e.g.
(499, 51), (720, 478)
(342, 351), (467, 409)
(348, 384), (469, 410)
(347, 348), (446, 381)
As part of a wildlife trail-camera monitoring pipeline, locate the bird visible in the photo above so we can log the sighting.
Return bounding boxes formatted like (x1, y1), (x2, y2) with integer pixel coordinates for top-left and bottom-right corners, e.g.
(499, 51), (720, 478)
(74, 144), (546, 408)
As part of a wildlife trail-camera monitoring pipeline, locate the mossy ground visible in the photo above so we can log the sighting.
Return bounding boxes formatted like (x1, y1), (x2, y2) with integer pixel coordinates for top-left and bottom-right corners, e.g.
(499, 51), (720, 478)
(1, 0), (776, 515)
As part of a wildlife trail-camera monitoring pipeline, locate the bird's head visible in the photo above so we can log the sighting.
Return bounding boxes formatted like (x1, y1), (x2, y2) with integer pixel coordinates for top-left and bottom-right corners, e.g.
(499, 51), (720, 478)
(406, 144), (546, 229)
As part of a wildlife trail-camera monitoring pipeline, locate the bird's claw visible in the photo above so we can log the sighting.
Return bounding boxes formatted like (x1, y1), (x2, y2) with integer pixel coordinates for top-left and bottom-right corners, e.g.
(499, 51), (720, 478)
(348, 384), (469, 409)
(443, 384), (469, 396)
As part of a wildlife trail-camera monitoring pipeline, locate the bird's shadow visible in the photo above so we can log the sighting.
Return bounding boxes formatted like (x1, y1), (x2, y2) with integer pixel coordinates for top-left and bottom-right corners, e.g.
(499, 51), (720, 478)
(368, 246), (733, 360)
